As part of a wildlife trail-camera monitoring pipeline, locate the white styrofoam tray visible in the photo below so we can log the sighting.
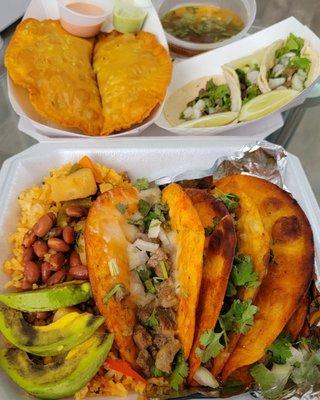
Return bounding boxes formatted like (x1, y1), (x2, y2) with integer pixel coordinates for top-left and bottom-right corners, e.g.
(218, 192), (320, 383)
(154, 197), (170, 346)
(0, 138), (319, 399)
(7, 0), (168, 139)
(156, 17), (320, 135)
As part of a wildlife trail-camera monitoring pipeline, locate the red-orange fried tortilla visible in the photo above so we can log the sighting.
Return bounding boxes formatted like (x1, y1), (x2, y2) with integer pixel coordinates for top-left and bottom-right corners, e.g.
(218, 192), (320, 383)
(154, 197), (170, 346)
(85, 186), (139, 366)
(285, 293), (310, 341)
(185, 189), (236, 384)
(214, 175), (314, 382)
(211, 185), (270, 377)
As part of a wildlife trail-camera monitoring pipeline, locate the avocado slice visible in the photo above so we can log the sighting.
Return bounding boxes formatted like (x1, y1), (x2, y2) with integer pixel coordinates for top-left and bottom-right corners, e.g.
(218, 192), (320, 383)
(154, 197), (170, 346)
(0, 281), (91, 311)
(0, 331), (114, 399)
(0, 307), (105, 356)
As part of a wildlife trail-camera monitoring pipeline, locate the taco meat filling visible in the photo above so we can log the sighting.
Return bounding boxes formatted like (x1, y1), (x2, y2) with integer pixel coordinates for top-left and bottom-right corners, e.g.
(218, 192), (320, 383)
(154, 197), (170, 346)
(180, 79), (231, 121)
(268, 33), (310, 91)
(235, 64), (261, 104)
(125, 185), (182, 377)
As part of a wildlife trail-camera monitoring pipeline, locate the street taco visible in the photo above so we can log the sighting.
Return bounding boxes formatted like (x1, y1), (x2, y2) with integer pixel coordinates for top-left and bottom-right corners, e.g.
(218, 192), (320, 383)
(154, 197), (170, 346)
(85, 181), (205, 382)
(259, 33), (320, 93)
(164, 75), (238, 127)
(222, 49), (266, 107)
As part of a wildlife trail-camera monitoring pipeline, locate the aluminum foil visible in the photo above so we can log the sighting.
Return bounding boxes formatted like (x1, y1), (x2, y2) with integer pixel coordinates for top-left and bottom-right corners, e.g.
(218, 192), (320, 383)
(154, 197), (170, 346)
(211, 140), (287, 188)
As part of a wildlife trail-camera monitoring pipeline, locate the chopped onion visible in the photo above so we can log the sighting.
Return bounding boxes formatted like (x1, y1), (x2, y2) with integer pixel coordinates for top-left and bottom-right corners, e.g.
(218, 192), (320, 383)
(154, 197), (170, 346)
(193, 367), (219, 388)
(159, 228), (170, 247)
(194, 99), (205, 111)
(133, 238), (159, 253)
(268, 77), (286, 89)
(182, 106), (193, 120)
(139, 187), (161, 205)
(127, 244), (149, 270)
(148, 219), (161, 239)
(247, 70), (259, 84)
(291, 73), (304, 91)
(108, 258), (119, 276)
(272, 64), (285, 77)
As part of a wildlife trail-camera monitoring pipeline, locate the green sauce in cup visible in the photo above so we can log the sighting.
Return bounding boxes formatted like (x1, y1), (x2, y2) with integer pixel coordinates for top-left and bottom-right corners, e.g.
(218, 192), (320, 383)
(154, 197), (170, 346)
(113, 0), (148, 33)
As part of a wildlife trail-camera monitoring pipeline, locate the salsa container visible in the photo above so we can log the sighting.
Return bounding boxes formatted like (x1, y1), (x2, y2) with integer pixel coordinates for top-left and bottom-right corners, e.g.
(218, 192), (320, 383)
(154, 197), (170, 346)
(156, 17), (320, 135)
(0, 138), (319, 399)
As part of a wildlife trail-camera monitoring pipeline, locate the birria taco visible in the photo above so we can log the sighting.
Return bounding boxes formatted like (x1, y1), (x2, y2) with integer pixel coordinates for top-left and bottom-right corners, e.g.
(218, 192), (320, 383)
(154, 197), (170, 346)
(85, 181), (205, 386)
(164, 75), (239, 128)
(259, 33), (320, 92)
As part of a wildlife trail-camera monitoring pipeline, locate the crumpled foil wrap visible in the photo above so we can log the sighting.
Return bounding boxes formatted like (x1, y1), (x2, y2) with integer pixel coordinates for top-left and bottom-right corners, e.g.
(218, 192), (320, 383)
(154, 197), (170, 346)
(211, 141), (287, 188)
(157, 141), (319, 400)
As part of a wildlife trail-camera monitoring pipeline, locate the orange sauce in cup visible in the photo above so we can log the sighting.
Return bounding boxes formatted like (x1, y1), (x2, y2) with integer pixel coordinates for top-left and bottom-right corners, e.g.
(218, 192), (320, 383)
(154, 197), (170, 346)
(66, 2), (105, 16)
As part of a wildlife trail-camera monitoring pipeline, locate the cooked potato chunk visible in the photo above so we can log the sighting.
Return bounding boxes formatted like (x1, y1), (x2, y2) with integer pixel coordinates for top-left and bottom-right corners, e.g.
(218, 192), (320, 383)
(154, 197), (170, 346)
(51, 168), (97, 202)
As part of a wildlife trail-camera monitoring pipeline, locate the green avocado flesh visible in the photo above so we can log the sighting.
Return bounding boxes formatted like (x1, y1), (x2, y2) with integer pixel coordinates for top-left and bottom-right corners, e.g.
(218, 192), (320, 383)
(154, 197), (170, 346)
(0, 308), (105, 356)
(0, 332), (114, 399)
(0, 281), (92, 311)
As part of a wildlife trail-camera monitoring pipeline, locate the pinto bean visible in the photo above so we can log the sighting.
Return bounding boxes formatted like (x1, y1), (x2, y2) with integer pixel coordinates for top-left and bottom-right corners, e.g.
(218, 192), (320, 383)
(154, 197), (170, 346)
(68, 265), (89, 280)
(33, 213), (55, 237)
(47, 238), (70, 252)
(36, 311), (50, 320)
(69, 251), (81, 268)
(22, 247), (35, 262)
(41, 262), (52, 283)
(62, 226), (75, 244)
(21, 279), (33, 290)
(65, 206), (88, 218)
(23, 230), (37, 247)
(47, 270), (66, 286)
(33, 240), (49, 258)
(49, 253), (65, 271)
(24, 261), (40, 284)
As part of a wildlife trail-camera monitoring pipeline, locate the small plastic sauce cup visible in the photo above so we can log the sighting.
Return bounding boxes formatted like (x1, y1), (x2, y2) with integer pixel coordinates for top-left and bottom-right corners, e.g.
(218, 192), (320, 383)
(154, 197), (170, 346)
(113, 0), (148, 34)
(58, 0), (113, 37)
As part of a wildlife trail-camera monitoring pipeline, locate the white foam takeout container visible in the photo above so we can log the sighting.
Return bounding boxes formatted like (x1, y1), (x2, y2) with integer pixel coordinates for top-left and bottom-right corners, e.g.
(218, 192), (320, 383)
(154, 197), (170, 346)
(7, 0), (168, 139)
(156, 17), (320, 135)
(0, 137), (319, 399)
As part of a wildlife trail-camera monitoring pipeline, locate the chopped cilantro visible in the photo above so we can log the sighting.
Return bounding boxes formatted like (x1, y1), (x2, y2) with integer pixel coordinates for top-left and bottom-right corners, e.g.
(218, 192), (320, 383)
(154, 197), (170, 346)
(145, 279), (156, 294)
(275, 33), (304, 58)
(204, 217), (220, 237)
(116, 203), (127, 214)
(159, 260), (168, 279)
(243, 84), (261, 104)
(134, 178), (149, 191)
(196, 330), (224, 363)
(289, 56), (311, 73)
(144, 309), (158, 328)
(152, 366), (164, 377)
(136, 267), (151, 283)
(170, 352), (189, 391)
(250, 364), (275, 391)
(220, 299), (258, 334)
(216, 191), (240, 213)
(231, 255), (260, 288)
(103, 284), (122, 304)
(138, 199), (152, 217)
(226, 280), (237, 297)
(268, 334), (293, 364)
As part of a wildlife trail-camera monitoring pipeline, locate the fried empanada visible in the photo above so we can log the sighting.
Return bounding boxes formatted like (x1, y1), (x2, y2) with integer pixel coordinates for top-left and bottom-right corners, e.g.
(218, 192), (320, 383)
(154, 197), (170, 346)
(93, 31), (172, 135)
(214, 175), (314, 382)
(85, 186), (139, 365)
(5, 19), (103, 135)
(285, 293), (310, 340)
(185, 189), (236, 383)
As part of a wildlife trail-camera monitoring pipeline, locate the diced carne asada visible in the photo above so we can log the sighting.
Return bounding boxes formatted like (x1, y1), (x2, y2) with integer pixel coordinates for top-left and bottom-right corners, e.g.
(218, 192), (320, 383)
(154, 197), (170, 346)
(147, 248), (169, 277)
(155, 338), (181, 373)
(154, 334), (170, 349)
(155, 307), (176, 336)
(137, 301), (155, 324)
(157, 279), (178, 308)
(136, 349), (152, 378)
(133, 325), (153, 350)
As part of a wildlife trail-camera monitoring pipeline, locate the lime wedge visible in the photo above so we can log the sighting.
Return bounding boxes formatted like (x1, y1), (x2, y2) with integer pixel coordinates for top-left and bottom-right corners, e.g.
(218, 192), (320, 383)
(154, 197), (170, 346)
(239, 89), (299, 122)
(177, 112), (238, 128)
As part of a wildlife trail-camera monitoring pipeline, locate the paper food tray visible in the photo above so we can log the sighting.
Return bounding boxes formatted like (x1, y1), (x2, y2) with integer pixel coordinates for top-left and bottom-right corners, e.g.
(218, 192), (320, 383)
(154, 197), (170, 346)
(156, 16), (320, 135)
(0, 138), (319, 399)
(17, 112), (284, 142)
(7, 0), (167, 139)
